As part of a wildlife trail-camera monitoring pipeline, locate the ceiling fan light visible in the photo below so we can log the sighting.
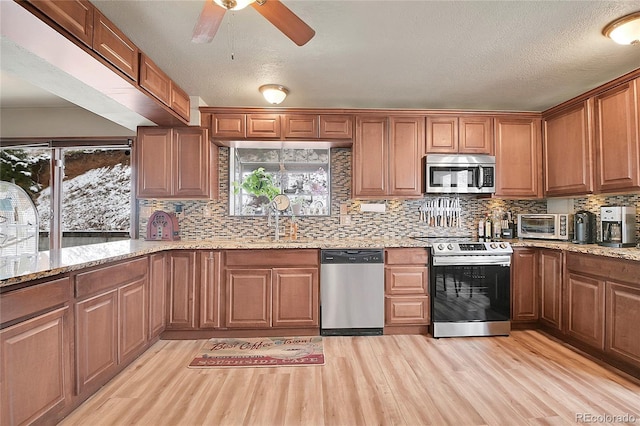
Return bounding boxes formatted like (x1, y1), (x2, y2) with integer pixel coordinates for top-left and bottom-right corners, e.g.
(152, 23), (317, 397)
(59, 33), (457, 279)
(603, 11), (640, 45)
(259, 84), (288, 104)
(213, 0), (255, 11)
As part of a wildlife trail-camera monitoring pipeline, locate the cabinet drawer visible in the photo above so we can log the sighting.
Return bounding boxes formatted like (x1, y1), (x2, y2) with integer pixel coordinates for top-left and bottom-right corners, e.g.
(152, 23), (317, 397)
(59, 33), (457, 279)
(385, 248), (428, 265)
(1, 277), (71, 325)
(385, 296), (430, 325)
(385, 266), (428, 295)
(224, 249), (319, 267)
(75, 257), (148, 299)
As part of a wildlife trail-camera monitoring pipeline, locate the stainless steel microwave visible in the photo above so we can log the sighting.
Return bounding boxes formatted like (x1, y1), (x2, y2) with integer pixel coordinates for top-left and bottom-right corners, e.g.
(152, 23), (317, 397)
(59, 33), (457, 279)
(425, 154), (496, 194)
(517, 213), (573, 240)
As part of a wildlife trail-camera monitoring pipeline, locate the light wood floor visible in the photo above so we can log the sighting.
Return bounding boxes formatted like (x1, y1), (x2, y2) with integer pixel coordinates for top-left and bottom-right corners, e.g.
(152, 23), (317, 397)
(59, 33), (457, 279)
(59, 331), (640, 426)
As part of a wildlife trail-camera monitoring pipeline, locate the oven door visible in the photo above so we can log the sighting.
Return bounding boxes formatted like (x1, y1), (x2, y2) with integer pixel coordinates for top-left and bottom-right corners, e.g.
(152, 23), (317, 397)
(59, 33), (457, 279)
(430, 257), (510, 337)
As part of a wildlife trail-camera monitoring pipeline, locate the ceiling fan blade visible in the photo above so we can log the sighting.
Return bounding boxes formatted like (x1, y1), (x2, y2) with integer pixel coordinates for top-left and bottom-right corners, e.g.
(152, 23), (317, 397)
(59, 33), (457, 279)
(251, 0), (315, 46)
(192, 1), (226, 43)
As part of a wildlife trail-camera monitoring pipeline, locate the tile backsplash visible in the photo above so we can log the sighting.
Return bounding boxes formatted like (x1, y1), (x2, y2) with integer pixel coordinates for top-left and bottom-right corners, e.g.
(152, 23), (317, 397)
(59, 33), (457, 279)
(139, 148), (639, 242)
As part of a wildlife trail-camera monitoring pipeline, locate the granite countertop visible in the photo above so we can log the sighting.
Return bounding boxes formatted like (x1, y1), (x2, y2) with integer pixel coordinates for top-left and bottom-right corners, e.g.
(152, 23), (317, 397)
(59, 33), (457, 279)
(1, 237), (638, 288)
(0, 237), (427, 287)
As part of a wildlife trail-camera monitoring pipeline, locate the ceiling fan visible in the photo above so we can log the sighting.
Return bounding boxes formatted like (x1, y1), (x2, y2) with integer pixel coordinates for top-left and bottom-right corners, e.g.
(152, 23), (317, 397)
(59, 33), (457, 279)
(192, 0), (315, 46)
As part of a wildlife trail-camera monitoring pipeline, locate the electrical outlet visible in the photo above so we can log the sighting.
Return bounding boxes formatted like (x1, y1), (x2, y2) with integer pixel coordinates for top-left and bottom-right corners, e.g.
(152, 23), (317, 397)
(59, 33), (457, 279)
(340, 214), (351, 225)
(339, 203), (348, 215)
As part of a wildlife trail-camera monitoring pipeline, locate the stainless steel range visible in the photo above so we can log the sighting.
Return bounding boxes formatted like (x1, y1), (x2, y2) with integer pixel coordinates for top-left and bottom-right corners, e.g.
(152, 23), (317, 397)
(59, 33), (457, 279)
(414, 237), (513, 338)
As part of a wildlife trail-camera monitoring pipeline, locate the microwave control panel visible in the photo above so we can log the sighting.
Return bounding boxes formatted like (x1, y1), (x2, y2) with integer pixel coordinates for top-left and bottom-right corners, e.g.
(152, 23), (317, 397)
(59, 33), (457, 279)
(482, 167), (494, 187)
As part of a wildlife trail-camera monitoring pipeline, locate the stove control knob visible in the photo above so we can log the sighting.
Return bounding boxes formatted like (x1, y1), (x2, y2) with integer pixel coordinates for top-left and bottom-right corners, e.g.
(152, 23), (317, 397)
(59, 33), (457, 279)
(490, 243), (498, 249)
(447, 244), (454, 250)
(499, 243), (507, 249)
(437, 244), (445, 251)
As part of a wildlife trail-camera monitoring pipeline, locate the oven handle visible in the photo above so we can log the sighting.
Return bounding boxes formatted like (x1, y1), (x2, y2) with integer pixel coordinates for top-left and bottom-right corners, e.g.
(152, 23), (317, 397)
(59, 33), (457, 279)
(432, 255), (511, 267)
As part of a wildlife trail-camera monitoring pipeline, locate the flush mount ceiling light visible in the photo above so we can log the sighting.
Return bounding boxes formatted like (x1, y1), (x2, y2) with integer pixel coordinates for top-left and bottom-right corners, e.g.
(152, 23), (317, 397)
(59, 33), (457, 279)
(259, 84), (289, 104)
(603, 11), (640, 45)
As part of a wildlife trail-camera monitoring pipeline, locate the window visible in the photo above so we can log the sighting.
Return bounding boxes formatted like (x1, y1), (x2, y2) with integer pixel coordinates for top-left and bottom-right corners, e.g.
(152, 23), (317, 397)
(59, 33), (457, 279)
(1, 140), (131, 250)
(229, 148), (330, 216)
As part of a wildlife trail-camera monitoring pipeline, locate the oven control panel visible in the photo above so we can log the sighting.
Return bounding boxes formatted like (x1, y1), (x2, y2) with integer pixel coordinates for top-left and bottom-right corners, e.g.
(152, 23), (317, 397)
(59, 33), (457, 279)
(431, 241), (512, 255)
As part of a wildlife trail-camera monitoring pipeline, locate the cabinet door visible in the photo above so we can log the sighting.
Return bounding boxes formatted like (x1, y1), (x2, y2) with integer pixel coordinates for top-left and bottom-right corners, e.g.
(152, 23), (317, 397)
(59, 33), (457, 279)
(139, 54), (171, 106)
(543, 100), (594, 196)
(167, 251), (197, 329)
(28, 0), (94, 47)
(426, 116), (458, 153)
(566, 273), (605, 350)
(385, 296), (430, 325)
(149, 253), (167, 338)
(606, 282), (640, 366)
(225, 269), (272, 328)
(200, 251), (221, 329)
(539, 249), (563, 329)
(385, 266), (428, 295)
(170, 82), (190, 122)
(212, 114), (245, 138)
(1, 307), (71, 426)
(388, 116), (424, 196)
(173, 127), (210, 198)
(75, 290), (118, 395)
(283, 115), (319, 139)
(92, 10), (138, 81)
(247, 114), (281, 138)
(136, 127), (173, 198)
(320, 115), (353, 139)
(459, 116), (493, 154)
(594, 78), (640, 193)
(353, 116), (388, 197)
(272, 268), (319, 327)
(119, 278), (148, 363)
(494, 117), (542, 198)
(510, 248), (538, 322)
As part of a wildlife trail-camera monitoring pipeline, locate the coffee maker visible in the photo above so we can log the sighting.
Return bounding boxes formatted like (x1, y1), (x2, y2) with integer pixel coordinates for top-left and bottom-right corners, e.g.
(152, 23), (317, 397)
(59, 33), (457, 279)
(599, 206), (636, 248)
(573, 210), (595, 244)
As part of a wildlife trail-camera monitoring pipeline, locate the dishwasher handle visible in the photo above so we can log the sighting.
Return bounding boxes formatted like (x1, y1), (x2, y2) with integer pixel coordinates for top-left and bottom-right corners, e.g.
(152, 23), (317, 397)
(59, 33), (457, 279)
(321, 249), (384, 264)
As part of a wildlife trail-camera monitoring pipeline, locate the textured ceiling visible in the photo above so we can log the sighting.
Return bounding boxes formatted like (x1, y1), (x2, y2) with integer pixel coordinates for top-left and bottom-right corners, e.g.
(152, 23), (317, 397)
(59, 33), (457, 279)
(2, 0), (640, 129)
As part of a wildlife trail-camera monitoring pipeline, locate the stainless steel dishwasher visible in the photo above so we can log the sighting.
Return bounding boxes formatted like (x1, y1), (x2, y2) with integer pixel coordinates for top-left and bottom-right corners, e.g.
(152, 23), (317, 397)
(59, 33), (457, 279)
(320, 249), (384, 336)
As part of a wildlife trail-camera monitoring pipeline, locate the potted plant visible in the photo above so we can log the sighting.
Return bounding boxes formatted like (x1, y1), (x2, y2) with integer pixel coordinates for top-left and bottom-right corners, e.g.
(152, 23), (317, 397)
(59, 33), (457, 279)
(234, 167), (280, 212)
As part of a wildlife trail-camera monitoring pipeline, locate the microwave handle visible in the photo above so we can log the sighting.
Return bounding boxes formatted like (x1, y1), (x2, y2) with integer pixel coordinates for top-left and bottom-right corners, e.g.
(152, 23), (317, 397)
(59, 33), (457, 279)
(477, 166), (484, 189)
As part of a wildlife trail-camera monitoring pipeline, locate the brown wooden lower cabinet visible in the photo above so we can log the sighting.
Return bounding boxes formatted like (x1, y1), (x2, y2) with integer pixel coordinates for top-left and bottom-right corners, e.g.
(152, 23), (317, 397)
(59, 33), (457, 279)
(605, 281), (640, 365)
(200, 251), (222, 329)
(272, 268), (319, 327)
(384, 248), (430, 327)
(225, 268), (272, 328)
(566, 272), (605, 350)
(149, 252), (167, 338)
(1, 306), (72, 426)
(539, 249), (563, 330)
(75, 290), (118, 394)
(511, 247), (539, 323)
(74, 257), (149, 395)
(166, 251), (197, 329)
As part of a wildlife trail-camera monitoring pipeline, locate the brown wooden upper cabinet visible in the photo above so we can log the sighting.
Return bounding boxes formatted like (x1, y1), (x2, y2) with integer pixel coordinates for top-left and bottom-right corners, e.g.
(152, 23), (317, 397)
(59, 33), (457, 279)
(426, 115), (493, 154)
(136, 127), (215, 199)
(170, 82), (191, 122)
(593, 77), (640, 193)
(353, 116), (424, 198)
(27, 0), (94, 47)
(494, 116), (543, 198)
(92, 10), (139, 81)
(139, 54), (171, 107)
(210, 113), (353, 141)
(543, 100), (594, 197)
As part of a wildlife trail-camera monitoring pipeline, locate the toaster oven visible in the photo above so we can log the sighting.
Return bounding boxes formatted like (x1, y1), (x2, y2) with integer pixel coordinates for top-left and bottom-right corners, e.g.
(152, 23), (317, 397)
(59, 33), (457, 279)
(517, 213), (573, 241)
